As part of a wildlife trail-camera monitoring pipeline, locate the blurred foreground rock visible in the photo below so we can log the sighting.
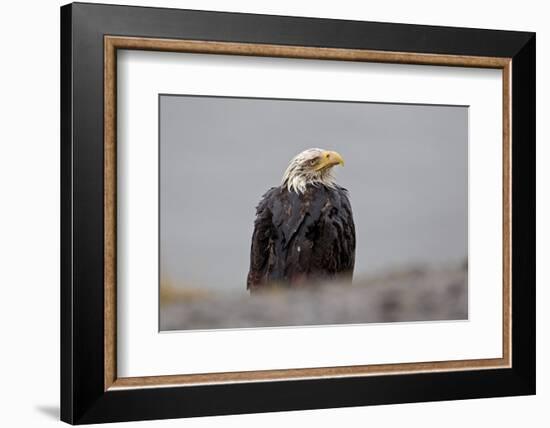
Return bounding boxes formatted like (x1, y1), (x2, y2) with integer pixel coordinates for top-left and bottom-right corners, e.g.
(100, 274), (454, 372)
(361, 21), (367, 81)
(160, 265), (467, 331)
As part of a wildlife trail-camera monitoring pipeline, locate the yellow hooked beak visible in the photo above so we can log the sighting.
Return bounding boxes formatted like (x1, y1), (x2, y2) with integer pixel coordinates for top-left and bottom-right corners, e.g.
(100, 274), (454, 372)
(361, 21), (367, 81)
(315, 150), (345, 171)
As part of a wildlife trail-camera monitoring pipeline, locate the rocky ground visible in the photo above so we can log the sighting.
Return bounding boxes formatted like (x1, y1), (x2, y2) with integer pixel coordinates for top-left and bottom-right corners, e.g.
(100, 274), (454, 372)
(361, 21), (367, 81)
(160, 264), (467, 331)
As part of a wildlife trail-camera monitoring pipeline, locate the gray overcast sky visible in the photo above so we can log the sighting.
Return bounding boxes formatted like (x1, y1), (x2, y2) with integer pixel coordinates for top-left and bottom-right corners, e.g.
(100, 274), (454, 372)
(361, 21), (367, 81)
(160, 95), (467, 295)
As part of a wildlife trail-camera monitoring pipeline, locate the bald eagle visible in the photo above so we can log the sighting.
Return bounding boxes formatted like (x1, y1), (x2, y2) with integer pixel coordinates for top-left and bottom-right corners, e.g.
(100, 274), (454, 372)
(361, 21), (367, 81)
(247, 148), (356, 292)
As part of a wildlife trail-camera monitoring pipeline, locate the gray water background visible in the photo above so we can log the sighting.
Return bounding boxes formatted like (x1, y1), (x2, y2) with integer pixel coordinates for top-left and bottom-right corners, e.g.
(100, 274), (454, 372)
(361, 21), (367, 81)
(160, 95), (468, 296)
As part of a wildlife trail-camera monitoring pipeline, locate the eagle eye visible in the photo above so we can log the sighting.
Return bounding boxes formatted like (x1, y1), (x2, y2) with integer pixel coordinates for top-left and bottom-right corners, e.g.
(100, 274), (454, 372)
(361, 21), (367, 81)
(309, 158), (318, 166)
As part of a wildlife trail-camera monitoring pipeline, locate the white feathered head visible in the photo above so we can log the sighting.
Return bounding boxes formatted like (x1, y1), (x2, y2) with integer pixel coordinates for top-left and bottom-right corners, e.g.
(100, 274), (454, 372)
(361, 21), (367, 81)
(281, 148), (345, 193)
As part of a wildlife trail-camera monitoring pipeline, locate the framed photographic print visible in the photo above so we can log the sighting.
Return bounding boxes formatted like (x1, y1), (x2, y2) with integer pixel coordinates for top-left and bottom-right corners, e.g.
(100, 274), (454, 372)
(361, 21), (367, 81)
(60, 2), (535, 424)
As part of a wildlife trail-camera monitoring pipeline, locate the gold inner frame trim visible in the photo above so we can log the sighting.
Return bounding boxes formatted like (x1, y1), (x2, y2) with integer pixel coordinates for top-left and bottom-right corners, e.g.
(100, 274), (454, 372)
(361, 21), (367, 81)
(104, 35), (512, 391)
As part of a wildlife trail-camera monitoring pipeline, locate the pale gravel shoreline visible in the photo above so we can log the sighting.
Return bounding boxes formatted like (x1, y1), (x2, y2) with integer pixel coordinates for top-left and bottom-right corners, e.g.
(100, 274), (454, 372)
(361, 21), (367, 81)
(160, 265), (467, 331)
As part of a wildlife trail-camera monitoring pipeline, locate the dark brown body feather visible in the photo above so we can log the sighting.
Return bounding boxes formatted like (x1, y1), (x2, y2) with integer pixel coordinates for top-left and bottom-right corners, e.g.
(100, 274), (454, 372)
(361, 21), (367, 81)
(247, 184), (355, 292)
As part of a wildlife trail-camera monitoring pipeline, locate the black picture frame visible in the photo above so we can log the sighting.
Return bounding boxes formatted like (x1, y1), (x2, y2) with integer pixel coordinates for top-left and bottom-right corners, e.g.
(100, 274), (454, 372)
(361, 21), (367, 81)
(61, 2), (535, 424)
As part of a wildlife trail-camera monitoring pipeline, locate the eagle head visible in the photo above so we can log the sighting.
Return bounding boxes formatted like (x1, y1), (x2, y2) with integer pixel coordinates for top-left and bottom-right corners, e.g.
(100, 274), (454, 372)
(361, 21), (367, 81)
(281, 148), (345, 194)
